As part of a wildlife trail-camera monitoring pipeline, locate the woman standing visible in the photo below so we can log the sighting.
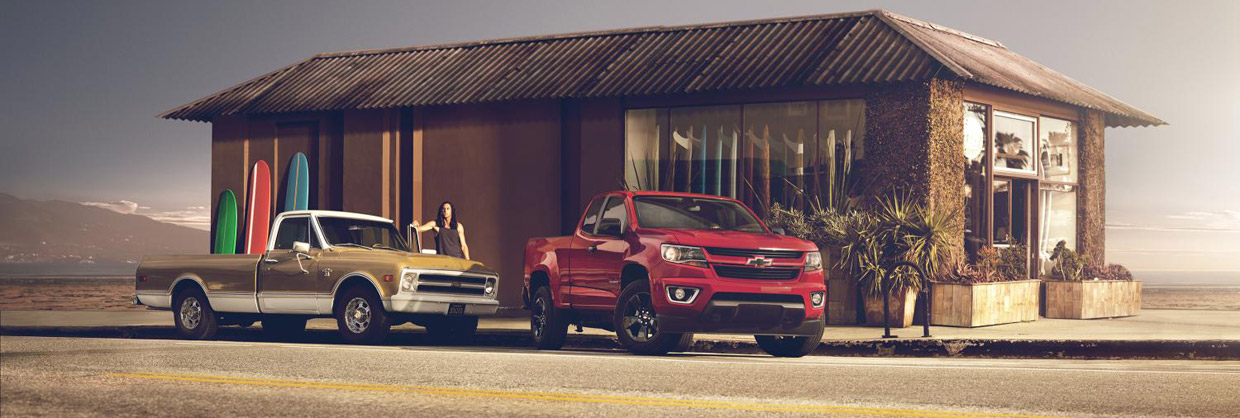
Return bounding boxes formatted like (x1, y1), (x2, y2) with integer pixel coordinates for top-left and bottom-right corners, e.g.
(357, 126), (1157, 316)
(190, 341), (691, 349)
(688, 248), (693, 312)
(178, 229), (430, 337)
(412, 201), (470, 260)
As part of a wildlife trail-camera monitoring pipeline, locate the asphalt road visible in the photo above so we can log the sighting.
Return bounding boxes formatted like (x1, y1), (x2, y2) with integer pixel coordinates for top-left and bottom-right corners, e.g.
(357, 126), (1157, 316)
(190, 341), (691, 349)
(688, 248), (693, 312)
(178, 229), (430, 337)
(2, 335), (1238, 417)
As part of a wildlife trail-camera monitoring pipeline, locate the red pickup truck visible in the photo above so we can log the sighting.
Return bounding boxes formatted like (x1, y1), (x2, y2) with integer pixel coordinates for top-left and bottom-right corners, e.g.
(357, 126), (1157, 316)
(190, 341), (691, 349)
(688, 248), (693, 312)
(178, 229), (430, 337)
(523, 191), (826, 357)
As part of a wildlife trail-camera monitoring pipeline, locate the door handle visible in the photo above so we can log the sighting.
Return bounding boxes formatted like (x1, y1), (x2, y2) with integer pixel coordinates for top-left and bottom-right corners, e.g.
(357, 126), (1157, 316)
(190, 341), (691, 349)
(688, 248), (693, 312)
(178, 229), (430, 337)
(263, 258), (280, 264)
(587, 245), (598, 253)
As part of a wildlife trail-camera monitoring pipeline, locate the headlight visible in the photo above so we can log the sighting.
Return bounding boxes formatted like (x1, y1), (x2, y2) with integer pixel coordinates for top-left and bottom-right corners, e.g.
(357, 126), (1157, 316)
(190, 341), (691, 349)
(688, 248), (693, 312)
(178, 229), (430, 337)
(399, 271), (416, 292)
(484, 279), (496, 297)
(805, 251), (823, 272)
(661, 244), (707, 268)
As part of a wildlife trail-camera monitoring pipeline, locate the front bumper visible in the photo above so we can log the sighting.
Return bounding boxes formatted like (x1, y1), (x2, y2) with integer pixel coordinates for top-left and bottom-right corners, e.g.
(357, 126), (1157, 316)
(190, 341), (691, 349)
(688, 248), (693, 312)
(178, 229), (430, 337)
(657, 298), (824, 336)
(388, 293), (499, 316)
(650, 264), (826, 336)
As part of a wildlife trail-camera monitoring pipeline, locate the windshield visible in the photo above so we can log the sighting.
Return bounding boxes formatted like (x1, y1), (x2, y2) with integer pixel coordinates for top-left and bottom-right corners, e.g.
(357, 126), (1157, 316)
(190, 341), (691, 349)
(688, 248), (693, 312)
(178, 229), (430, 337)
(633, 196), (766, 233)
(317, 217), (410, 251)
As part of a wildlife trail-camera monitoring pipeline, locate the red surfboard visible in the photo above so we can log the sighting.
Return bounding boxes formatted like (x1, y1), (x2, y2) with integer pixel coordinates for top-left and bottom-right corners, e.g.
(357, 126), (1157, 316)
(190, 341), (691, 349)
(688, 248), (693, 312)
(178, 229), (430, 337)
(244, 160), (272, 254)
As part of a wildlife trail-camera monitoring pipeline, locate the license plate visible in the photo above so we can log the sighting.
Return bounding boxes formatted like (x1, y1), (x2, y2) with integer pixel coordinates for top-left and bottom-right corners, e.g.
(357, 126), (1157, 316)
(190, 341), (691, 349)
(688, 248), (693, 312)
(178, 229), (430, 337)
(447, 303), (466, 316)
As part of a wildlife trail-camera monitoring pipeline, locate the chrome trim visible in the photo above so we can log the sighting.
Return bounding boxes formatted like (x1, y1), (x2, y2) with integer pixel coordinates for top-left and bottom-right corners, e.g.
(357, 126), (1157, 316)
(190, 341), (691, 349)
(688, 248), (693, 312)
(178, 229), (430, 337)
(665, 286), (701, 305)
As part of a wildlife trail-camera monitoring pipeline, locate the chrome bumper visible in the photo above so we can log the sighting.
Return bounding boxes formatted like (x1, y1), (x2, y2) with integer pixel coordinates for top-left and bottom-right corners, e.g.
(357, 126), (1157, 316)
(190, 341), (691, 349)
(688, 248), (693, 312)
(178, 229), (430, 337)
(387, 293), (500, 316)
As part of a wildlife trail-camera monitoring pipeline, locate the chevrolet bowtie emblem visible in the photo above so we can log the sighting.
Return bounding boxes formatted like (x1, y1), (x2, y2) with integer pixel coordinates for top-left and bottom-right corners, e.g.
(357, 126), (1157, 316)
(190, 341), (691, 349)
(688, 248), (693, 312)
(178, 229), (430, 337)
(746, 256), (773, 268)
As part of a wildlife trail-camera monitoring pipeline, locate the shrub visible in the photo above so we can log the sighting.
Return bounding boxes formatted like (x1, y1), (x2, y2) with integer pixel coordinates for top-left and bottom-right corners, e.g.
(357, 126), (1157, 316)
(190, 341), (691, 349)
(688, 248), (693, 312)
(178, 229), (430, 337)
(1047, 241), (1086, 281)
(1082, 262), (1134, 281)
(997, 244), (1029, 281)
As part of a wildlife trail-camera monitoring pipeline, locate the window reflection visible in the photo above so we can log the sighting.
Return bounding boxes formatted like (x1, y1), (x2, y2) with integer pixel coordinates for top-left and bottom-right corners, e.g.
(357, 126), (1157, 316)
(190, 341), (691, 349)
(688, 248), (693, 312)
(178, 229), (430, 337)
(994, 111), (1037, 175)
(624, 100), (864, 218)
(963, 103), (988, 258)
(1038, 184), (1077, 276)
(1040, 117), (1076, 183)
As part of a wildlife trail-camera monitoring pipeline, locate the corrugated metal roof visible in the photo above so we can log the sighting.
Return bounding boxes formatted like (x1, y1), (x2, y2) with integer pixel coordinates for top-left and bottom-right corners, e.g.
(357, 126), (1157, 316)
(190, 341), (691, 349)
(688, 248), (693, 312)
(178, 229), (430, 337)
(161, 9), (1163, 127)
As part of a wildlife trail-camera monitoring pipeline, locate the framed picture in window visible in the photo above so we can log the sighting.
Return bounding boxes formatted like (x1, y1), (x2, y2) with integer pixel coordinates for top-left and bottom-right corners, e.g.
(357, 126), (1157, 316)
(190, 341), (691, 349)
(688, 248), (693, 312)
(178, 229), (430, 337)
(992, 111), (1038, 176)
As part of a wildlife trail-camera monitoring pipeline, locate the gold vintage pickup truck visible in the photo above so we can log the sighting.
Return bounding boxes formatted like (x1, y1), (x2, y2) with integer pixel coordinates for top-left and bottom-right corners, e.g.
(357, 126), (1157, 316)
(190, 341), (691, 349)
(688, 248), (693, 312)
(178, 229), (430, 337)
(135, 210), (499, 344)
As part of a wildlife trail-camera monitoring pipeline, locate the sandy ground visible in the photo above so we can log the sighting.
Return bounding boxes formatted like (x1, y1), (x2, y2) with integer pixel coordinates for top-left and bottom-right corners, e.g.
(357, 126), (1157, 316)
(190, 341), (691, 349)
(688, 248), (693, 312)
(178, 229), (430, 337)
(0, 278), (1237, 312)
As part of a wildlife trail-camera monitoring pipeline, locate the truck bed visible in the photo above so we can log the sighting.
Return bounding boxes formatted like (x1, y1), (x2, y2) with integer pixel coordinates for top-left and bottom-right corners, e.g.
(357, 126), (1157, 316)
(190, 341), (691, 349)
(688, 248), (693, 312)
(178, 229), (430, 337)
(136, 254), (263, 300)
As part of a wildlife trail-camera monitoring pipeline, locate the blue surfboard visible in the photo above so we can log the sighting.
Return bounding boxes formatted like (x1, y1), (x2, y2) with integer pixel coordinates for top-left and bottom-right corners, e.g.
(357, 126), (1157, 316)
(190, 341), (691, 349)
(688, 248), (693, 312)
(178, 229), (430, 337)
(284, 152), (309, 212)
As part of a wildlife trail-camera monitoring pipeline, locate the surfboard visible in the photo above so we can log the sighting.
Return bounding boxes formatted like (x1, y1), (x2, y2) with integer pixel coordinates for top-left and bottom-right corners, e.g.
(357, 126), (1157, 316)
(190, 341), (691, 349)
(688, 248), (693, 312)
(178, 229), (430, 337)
(212, 189), (238, 254)
(284, 152), (309, 212)
(245, 160), (272, 255)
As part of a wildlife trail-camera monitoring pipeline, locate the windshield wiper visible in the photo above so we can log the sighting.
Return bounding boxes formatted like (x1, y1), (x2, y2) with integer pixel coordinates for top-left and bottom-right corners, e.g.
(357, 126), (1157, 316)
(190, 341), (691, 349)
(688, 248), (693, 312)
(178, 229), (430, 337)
(332, 243), (373, 250)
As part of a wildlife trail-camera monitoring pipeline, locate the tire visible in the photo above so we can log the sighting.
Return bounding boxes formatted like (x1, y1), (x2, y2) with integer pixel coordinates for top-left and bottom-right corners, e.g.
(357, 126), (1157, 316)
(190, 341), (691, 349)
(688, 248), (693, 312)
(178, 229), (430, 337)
(335, 286), (391, 345)
(614, 279), (689, 355)
(755, 322), (825, 358)
(425, 316), (479, 344)
(530, 286), (568, 350)
(173, 287), (218, 340)
(261, 316), (307, 340)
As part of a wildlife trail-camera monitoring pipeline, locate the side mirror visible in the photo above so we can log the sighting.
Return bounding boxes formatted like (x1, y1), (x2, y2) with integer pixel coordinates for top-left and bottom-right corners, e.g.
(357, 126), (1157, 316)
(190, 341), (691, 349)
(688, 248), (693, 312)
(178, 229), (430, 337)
(771, 227), (787, 236)
(292, 241), (311, 254)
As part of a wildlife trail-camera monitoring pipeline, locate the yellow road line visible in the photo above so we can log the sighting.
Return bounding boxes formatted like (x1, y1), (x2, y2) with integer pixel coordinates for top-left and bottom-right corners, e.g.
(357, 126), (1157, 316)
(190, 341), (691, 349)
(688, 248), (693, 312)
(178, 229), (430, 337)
(108, 372), (1054, 417)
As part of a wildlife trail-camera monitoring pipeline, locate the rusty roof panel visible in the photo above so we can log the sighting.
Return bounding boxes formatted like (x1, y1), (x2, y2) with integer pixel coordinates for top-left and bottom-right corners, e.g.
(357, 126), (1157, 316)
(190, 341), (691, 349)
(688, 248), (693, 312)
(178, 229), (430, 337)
(161, 10), (1162, 127)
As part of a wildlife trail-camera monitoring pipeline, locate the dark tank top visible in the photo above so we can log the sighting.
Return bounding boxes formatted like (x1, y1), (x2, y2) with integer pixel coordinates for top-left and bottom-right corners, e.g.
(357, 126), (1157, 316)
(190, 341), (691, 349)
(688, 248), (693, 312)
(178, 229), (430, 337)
(435, 225), (464, 258)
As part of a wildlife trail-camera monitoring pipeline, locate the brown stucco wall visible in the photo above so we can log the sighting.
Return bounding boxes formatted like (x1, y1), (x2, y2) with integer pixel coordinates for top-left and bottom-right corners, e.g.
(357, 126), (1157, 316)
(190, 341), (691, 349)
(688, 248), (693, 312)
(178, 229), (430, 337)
(862, 79), (965, 216)
(341, 110), (387, 217)
(210, 116), (248, 253)
(1077, 109), (1106, 263)
(421, 101), (563, 308)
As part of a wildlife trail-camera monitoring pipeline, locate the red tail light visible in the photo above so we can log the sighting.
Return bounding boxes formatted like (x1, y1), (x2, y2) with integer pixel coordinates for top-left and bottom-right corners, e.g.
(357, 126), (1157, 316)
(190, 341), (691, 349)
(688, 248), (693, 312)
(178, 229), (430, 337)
(138, 275), (147, 282)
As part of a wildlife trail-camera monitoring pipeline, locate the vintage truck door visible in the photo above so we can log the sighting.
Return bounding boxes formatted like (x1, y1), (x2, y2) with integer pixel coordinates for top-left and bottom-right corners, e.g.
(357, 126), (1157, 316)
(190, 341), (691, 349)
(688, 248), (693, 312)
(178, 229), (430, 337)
(568, 195), (629, 309)
(257, 215), (322, 314)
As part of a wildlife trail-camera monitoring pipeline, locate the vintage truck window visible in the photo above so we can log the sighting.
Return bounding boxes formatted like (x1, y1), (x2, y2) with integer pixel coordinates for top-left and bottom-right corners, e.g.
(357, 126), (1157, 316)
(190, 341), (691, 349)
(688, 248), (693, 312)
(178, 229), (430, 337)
(272, 217), (312, 250)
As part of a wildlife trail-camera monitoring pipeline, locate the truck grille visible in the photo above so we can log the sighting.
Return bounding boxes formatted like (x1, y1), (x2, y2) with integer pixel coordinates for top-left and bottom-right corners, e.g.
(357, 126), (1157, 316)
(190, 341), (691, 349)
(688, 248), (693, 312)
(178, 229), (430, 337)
(713, 265), (801, 280)
(704, 247), (804, 259)
(415, 274), (489, 296)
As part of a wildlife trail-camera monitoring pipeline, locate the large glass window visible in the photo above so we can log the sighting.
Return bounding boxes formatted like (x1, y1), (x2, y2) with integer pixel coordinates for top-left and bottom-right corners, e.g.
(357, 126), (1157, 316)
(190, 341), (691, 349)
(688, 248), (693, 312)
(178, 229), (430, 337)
(1039, 184), (1077, 276)
(993, 111), (1037, 175)
(1039, 117), (1077, 183)
(963, 103), (989, 258)
(744, 102), (816, 210)
(670, 105), (742, 198)
(624, 99), (865, 218)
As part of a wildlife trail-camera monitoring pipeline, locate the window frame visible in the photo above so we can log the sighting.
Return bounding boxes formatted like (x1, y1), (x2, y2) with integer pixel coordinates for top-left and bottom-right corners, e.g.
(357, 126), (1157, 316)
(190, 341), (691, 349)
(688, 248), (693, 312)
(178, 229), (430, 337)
(269, 215), (315, 251)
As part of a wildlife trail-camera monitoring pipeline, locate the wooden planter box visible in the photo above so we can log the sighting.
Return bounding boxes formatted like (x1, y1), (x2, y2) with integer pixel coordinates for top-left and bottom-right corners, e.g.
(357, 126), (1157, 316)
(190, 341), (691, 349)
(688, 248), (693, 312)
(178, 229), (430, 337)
(863, 288), (917, 328)
(1044, 280), (1142, 319)
(930, 280), (1040, 327)
(821, 249), (862, 325)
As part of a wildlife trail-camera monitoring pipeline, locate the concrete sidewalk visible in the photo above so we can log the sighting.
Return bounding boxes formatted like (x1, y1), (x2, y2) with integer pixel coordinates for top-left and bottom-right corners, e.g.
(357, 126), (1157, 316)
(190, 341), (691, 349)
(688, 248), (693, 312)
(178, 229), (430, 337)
(4, 308), (1239, 341)
(2, 307), (1240, 339)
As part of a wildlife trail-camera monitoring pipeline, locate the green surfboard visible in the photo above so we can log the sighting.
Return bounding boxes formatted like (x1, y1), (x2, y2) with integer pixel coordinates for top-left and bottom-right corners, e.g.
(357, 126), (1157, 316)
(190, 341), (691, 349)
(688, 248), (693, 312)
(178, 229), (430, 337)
(284, 152), (309, 212)
(213, 189), (238, 254)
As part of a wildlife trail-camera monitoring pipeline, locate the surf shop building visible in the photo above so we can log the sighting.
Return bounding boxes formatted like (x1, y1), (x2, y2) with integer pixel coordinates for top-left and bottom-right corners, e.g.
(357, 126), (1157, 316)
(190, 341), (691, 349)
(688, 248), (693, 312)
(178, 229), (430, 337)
(161, 10), (1163, 311)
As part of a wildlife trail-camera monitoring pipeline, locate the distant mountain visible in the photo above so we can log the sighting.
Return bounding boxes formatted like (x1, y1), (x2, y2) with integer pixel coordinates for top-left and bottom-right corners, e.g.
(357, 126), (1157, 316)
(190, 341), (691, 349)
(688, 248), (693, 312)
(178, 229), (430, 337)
(0, 193), (207, 265)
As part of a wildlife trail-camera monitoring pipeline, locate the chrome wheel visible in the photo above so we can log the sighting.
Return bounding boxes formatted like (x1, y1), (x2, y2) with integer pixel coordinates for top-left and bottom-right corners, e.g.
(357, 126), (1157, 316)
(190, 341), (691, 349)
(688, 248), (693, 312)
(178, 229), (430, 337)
(531, 296), (547, 340)
(344, 297), (371, 334)
(621, 292), (657, 343)
(179, 296), (202, 330)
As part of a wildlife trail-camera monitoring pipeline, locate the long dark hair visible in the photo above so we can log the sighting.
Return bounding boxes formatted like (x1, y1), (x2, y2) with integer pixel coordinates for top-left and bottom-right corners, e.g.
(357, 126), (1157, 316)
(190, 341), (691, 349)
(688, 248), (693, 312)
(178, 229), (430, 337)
(435, 201), (458, 230)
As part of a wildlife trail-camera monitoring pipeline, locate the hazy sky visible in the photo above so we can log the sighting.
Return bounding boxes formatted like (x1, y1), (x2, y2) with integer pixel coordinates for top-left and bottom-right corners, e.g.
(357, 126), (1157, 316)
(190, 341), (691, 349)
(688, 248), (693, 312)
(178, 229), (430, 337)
(1, 0), (1237, 271)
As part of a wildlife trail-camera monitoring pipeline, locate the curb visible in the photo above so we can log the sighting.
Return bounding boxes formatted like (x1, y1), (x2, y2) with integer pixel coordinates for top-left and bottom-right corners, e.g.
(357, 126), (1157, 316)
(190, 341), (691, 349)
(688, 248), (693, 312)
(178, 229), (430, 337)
(3, 325), (1237, 359)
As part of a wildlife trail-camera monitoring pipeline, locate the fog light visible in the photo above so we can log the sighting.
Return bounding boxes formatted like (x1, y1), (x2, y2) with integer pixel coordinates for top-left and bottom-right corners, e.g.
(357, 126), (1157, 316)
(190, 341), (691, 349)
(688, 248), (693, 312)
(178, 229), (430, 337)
(810, 291), (825, 308)
(666, 286), (700, 305)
